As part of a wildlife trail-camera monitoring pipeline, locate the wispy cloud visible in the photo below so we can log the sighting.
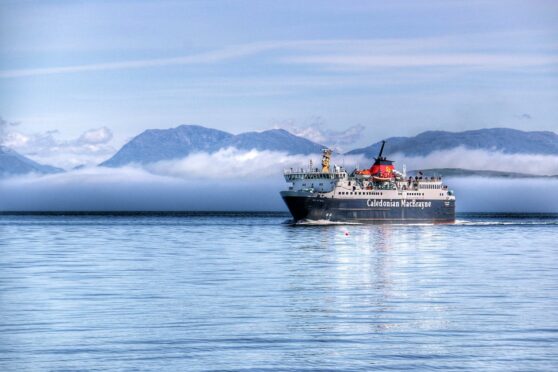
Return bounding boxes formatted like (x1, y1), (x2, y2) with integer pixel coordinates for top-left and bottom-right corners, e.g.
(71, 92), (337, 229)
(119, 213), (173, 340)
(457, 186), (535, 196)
(0, 42), (280, 78)
(282, 54), (558, 69)
(3, 32), (558, 78)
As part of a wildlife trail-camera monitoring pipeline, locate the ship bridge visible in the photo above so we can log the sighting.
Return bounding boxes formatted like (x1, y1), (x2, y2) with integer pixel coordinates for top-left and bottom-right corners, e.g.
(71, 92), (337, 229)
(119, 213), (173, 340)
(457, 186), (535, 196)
(283, 168), (347, 181)
(283, 158), (347, 192)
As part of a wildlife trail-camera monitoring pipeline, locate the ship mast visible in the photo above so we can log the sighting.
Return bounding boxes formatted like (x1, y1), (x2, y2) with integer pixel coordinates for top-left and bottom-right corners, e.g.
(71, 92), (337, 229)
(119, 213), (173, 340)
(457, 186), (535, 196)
(321, 149), (332, 173)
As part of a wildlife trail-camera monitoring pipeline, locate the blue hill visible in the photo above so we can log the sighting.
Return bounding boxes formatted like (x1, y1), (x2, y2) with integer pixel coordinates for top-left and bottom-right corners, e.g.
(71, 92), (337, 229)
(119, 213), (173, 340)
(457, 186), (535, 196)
(218, 129), (324, 154)
(101, 125), (324, 167)
(100, 125), (233, 167)
(347, 128), (558, 158)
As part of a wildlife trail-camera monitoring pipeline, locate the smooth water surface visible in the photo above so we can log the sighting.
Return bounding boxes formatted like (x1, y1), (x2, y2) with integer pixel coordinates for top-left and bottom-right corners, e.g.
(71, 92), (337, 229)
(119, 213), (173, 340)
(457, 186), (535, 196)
(1, 213), (557, 371)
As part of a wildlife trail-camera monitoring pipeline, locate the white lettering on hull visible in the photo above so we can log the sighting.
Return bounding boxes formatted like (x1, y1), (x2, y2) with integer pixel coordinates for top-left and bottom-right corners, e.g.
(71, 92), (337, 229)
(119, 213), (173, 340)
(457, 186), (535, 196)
(366, 199), (432, 209)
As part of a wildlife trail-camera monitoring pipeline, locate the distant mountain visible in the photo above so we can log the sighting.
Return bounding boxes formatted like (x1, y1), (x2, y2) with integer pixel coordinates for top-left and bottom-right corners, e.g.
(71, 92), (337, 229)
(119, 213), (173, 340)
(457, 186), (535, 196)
(100, 125), (558, 168)
(218, 129), (324, 154)
(408, 168), (558, 179)
(347, 128), (558, 158)
(101, 125), (233, 167)
(101, 125), (324, 167)
(0, 146), (64, 177)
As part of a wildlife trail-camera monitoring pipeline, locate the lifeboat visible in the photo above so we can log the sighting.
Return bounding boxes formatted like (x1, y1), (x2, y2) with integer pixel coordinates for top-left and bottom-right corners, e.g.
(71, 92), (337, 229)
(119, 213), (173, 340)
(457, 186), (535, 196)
(372, 175), (392, 182)
(354, 169), (372, 179)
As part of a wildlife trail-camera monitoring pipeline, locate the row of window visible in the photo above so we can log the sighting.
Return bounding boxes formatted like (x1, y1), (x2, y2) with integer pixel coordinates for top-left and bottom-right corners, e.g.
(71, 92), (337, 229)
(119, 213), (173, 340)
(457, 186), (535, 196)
(420, 184), (442, 189)
(339, 191), (383, 196)
(338, 191), (429, 196)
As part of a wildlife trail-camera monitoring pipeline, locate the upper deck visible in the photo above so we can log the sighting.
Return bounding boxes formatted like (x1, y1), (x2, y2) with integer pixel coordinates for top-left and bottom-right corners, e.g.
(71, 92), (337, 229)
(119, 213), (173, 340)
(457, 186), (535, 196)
(283, 167), (347, 181)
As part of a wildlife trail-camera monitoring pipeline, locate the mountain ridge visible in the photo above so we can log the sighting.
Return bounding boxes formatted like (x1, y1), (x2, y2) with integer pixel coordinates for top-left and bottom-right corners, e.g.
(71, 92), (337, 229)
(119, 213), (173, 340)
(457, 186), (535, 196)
(408, 168), (558, 179)
(100, 125), (325, 167)
(2, 126), (557, 176)
(100, 125), (233, 167)
(347, 128), (558, 158)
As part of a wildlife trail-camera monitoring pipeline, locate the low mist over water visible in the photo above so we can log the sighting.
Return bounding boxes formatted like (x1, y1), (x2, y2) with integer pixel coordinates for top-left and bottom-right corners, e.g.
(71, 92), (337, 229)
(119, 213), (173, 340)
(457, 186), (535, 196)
(1, 148), (557, 212)
(1, 171), (557, 212)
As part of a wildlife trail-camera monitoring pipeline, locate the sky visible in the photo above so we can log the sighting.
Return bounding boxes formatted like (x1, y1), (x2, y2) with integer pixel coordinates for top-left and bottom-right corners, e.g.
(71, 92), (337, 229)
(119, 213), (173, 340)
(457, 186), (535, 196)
(1, 0), (558, 168)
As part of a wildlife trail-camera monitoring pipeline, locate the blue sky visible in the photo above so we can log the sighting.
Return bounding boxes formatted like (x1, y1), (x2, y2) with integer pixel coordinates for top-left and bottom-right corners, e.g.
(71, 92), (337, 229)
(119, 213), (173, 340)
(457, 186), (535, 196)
(1, 0), (557, 165)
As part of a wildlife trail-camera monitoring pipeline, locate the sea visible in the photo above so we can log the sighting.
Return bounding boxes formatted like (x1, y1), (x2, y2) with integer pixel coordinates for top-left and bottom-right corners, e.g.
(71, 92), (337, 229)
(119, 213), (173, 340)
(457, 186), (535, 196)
(0, 212), (557, 371)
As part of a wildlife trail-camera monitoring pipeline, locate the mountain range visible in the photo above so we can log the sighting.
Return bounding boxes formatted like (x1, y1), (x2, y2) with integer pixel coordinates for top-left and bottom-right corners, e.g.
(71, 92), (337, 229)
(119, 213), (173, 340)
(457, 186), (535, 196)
(347, 128), (558, 158)
(100, 125), (324, 167)
(1, 126), (557, 177)
(408, 168), (558, 179)
(100, 125), (558, 167)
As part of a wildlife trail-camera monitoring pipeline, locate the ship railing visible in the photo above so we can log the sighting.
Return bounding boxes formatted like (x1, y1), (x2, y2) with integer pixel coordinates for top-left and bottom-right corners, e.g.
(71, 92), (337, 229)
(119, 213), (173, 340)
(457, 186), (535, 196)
(406, 177), (443, 182)
(284, 167), (346, 174)
(283, 168), (347, 176)
(283, 169), (347, 181)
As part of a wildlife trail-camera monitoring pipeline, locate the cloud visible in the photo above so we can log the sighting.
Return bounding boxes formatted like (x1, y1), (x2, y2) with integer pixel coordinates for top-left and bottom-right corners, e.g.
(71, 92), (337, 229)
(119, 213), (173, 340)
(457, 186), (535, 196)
(3, 125), (116, 169)
(1, 148), (557, 212)
(276, 118), (366, 152)
(77, 127), (113, 145)
(144, 147), (558, 179)
(2, 33), (558, 78)
(0, 42), (281, 78)
(282, 54), (558, 70)
(145, 147), (324, 179)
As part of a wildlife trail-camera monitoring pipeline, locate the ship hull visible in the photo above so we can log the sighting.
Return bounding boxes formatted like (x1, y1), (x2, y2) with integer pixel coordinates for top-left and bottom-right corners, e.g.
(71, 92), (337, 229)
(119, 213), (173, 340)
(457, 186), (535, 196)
(281, 192), (455, 224)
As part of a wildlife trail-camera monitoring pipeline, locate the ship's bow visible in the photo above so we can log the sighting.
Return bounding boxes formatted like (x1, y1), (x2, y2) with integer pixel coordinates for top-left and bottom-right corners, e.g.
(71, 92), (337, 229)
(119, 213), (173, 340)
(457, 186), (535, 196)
(280, 191), (314, 222)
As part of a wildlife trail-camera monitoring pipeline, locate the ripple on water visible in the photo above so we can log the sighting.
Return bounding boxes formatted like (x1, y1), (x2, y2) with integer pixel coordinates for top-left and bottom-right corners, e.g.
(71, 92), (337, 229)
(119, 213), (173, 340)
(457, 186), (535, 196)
(0, 212), (557, 371)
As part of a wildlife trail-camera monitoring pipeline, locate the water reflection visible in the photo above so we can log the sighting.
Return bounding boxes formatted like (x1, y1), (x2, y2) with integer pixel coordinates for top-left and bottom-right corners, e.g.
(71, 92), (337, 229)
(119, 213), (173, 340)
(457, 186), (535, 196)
(1, 214), (557, 370)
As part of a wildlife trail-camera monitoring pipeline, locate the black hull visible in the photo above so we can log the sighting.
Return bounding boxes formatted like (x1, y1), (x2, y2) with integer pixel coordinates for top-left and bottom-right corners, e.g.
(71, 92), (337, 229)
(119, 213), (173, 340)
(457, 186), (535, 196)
(281, 193), (455, 224)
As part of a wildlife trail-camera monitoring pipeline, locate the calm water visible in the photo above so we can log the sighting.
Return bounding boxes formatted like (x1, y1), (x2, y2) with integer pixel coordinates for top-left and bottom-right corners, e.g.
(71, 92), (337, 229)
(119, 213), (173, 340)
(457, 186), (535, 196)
(1, 213), (557, 371)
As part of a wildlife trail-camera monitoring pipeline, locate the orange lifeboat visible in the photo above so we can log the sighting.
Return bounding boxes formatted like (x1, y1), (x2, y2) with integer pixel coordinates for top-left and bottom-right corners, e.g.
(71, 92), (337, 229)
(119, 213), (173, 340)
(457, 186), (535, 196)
(355, 169), (372, 178)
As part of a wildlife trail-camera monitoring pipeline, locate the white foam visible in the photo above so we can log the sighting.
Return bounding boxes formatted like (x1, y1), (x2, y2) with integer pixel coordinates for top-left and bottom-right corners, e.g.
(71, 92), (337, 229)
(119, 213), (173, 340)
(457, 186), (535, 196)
(295, 219), (362, 226)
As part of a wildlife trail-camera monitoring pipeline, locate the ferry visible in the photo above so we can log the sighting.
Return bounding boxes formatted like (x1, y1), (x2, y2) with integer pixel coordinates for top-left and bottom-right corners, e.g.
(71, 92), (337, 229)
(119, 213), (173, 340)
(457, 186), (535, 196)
(280, 141), (455, 223)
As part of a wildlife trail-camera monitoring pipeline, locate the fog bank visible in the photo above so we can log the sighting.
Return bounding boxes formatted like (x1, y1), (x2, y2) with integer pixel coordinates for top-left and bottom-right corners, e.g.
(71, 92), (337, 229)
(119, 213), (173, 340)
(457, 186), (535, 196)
(1, 171), (556, 213)
(393, 148), (558, 176)
(1, 149), (557, 212)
